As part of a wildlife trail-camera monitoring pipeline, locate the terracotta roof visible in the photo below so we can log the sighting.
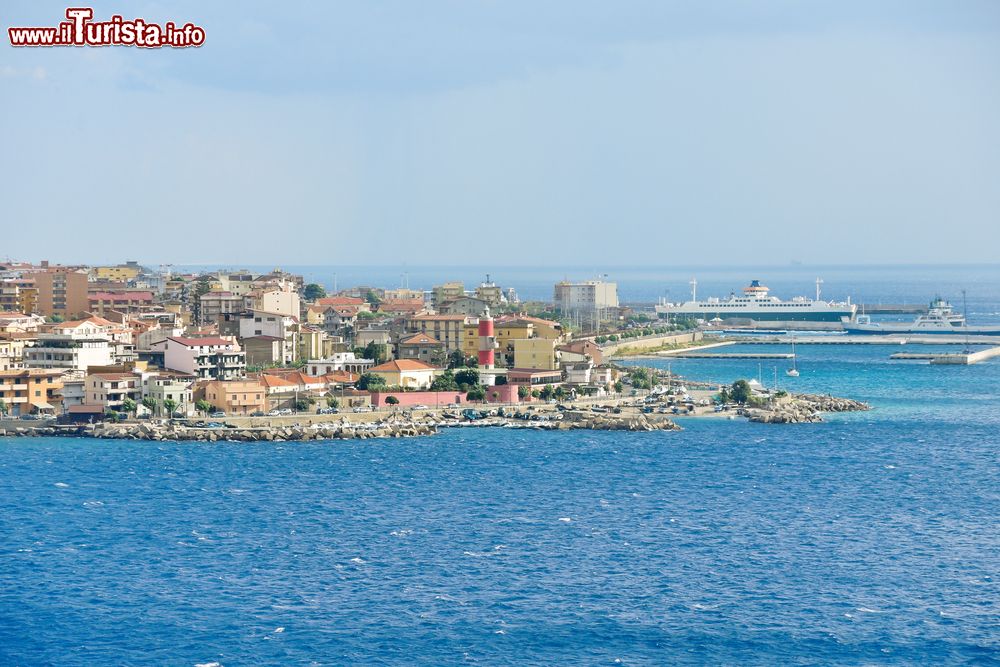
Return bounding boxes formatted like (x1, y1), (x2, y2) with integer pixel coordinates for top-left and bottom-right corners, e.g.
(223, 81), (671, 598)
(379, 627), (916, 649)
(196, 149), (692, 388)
(68, 404), (105, 414)
(323, 371), (357, 384)
(57, 316), (118, 329)
(370, 359), (437, 372)
(167, 336), (234, 347)
(399, 333), (442, 346)
(259, 374), (297, 388)
(316, 296), (364, 306)
(89, 372), (138, 381)
(410, 314), (468, 321)
(89, 291), (153, 301)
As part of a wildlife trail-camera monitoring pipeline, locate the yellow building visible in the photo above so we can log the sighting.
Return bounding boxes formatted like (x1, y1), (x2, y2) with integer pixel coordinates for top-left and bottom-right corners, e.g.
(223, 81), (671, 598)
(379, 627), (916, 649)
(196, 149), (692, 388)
(513, 338), (558, 370)
(93, 264), (141, 283)
(0, 369), (64, 415)
(203, 379), (267, 415)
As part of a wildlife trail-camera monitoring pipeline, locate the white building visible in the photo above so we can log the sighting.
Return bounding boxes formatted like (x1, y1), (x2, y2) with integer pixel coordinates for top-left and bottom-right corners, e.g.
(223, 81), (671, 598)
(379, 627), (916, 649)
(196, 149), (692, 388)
(24, 334), (115, 372)
(151, 336), (246, 380)
(553, 280), (619, 330)
(239, 310), (299, 364)
(143, 375), (195, 417)
(305, 352), (374, 376)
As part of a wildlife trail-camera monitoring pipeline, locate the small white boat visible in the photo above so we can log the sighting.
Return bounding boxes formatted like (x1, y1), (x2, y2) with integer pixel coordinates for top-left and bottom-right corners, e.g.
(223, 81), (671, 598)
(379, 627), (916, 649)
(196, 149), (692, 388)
(786, 340), (800, 377)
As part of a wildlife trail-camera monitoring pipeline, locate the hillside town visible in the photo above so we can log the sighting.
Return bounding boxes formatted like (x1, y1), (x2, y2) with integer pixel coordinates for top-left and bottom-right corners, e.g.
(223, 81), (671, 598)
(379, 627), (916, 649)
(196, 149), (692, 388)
(0, 260), (691, 422)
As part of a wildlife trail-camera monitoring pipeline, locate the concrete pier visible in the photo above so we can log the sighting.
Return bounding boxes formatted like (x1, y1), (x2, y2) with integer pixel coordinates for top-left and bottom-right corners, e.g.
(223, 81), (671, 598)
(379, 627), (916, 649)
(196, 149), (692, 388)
(890, 346), (1000, 365)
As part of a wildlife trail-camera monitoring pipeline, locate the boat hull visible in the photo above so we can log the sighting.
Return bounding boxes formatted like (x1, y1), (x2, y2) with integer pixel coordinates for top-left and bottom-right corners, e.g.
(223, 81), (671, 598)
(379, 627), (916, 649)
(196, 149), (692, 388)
(844, 324), (1000, 336)
(657, 310), (851, 323)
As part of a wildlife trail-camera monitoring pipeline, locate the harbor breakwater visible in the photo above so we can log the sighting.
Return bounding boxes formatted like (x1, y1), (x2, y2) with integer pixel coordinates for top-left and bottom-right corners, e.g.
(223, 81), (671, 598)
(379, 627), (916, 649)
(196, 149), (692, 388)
(0, 411), (682, 441)
(0, 393), (870, 440)
(747, 394), (871, 424)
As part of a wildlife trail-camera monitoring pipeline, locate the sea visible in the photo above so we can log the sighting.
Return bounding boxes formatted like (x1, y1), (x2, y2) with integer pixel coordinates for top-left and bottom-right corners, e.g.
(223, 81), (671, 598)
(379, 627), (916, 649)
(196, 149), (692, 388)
(1, 266), (999, 665)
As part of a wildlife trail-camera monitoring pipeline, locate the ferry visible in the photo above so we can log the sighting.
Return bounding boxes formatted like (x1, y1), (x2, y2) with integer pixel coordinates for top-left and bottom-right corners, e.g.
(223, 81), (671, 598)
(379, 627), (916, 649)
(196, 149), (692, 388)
(844, 298), (1000, 336)
(655, 279), (856, 323)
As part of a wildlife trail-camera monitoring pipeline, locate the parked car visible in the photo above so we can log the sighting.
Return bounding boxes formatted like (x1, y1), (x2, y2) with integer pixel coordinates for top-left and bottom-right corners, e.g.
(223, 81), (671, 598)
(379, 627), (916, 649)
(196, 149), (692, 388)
(318, 407), (339, 414)
(209, 411), (226, 418)
(267, 409), (282, 416)
(19, 414), (40, 420)
(249, 411), (265, 417)
(412, 404), (429, 410)
(352, 406), (370, 413)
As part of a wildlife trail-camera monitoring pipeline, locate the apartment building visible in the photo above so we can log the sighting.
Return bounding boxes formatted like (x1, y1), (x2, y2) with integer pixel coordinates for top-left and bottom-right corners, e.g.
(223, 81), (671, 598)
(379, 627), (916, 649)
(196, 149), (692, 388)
(0, 369), (64, 416)
(33, 269), (89, 318)
(151, 336), (246, 380)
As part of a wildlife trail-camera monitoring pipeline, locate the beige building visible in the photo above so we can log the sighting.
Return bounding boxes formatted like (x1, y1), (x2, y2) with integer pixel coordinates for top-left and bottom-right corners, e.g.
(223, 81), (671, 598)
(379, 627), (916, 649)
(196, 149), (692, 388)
(0, 369), (63, 415)
(33, 269), (89, 318)
(86, 372), (142, 412)
(513, 338), (559, 370)
(203, 379), (266, 415)
(92, 263), (142, 283)
(368, 359), (438, 389)
(407, 314), (470, 352)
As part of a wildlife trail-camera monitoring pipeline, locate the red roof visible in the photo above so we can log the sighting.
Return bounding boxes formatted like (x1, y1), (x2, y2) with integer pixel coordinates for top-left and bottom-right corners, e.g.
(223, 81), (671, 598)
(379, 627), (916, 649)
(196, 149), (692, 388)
(316, 296), (364, 306)
(89, 291), (153, 301)
(167, 336), (234, 347)
(370, 359), (437, 372)
(399, 333), (442, 346)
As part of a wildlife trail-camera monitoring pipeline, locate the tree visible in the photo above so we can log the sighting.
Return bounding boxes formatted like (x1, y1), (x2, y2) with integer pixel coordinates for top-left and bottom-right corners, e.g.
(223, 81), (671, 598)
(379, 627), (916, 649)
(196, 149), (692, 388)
(385, 395), (399, 405)
(104, 410), (121, 423)
(539, 384), (554, 400)
(0, 399), (7, 415)
(121, 397), (137, 416)
(357, 372), (387, 391)
(730, 379), (752, 405)
(466, 386), (486, 401)
(142, 396), (158, 415)
(430, 369), (458, 392)
(195, 399), (213, 414)
(629, 367), (652, 390)
(365, 289), (381, 307)
(362, 341), (387, 364)
(614, 380), (624, 394)
(326, 397), (340, 408)
(49, 314), (65, 323)
(303, 283), (326, 301)
(294, 399), (310, 412)
(454, 368), (479, 387)
(163, 398), (178, 416)
(447, 349), (468, 369)
(192, 276), (212, 323)
(517, 385), (530, 400)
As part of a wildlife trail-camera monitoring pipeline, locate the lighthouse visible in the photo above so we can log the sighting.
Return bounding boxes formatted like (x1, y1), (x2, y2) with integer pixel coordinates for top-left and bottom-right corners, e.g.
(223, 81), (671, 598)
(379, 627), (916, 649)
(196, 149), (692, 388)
(477, 307), (496, 369)
(477, 308), (498, 386)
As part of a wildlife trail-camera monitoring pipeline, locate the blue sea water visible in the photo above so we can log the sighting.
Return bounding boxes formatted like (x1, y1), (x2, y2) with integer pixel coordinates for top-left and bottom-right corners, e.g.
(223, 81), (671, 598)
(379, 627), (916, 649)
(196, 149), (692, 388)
(2, 268), (1000, 665)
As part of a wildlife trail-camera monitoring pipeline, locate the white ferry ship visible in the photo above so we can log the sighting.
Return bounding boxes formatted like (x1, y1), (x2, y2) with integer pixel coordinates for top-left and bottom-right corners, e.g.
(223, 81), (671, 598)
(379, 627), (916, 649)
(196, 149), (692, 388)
(844, 298), (1000, 336)
(655, 279), (855, 323)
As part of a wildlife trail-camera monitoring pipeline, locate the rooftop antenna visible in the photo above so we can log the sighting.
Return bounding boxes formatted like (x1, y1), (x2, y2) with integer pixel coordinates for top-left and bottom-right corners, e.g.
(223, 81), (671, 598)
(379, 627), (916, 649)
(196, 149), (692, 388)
(815, 278), (824, 302)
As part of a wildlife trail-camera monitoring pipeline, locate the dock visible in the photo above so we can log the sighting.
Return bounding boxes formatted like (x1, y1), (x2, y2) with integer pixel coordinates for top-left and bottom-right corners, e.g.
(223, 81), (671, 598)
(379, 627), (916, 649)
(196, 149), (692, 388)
(891, 346), (1000, 365)
(671, 352), (794, 359)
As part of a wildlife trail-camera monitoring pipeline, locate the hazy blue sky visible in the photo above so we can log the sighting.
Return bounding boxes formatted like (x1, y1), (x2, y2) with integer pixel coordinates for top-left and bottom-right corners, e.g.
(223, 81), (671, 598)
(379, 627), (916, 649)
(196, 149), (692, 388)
(2, 1), (999, 266)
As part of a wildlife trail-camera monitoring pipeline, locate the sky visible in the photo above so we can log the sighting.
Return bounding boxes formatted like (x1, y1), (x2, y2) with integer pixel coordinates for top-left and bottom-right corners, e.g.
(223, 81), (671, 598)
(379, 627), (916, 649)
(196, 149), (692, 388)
(1, 1), (999, 267)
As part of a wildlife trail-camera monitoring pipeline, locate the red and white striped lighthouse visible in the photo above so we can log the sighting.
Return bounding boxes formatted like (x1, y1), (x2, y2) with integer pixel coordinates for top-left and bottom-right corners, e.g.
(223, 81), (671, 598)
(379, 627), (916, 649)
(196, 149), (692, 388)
(477, 308), (496, 369)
